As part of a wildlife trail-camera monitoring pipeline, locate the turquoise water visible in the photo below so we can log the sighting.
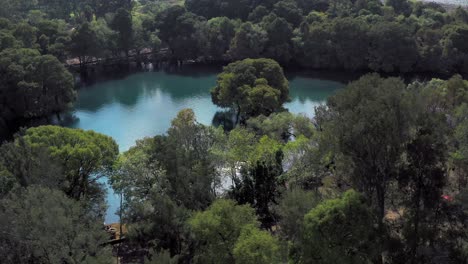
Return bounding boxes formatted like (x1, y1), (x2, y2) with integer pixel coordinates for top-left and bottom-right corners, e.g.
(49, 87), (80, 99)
(68, 69), (345, 223)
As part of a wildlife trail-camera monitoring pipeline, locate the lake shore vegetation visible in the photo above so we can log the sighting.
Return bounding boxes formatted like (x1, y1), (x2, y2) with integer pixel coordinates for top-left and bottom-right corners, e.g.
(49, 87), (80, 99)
(1, 0), (468, 263)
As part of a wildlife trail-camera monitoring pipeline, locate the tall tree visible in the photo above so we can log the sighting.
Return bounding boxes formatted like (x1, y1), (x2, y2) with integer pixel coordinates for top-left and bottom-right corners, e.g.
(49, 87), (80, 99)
(110, 8), (134, 57)
(156, 6), (204, 61)
(0, 187), (112, 264)
(233, 224), (281, 264)
(202, 17), (236, 61)
(68, 22), (101, 70)
(262, 15), (293, 64)
(317, 74), (412, 260)
(228, 22), (267, 60)
(0, 48), (75, 123)
(21, 126), (119, 201)
(368, 21), (418, 73)
(300, 190), (377, 264)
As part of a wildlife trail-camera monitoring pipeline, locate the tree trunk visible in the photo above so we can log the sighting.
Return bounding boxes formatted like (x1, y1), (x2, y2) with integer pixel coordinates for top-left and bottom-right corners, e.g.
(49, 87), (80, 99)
(236, 104), (241, 125)
(374, 184), (386, 264)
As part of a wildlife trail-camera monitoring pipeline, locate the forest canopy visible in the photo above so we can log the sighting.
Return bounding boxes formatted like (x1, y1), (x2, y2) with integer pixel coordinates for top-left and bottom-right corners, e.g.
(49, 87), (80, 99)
(0, 0), (468, 263)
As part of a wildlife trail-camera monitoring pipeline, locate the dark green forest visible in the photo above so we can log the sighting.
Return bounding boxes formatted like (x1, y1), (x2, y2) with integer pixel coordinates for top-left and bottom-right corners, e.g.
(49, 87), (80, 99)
(1, 0), (468, 263)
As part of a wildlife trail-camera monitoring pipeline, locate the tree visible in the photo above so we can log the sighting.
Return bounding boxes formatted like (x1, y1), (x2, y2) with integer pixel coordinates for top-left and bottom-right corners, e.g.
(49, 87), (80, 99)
(13, 22), (37, 48)
(86, 0), (132, 18)
(386, 0), (412, 16)
(0, 164), (15, 199)
(110, 8), (134, 57)
(246, 112), (315, 142)
(442, 24), (468, 74)
(153, 109), (219, 211)
(156, 6), (204, 61)
(186, 0), (251, 20)
(202, 17), (236, 60)
(228, 135), (284, 228)
(0, 135), (63, 195)
(0, 48), (75, 123)
(368, 21), (418, 73)
(317, 74), (412, 253)
(0, 30), (19, 51)
(21, 126), (119, 200)
(111, 137), (164, 213)
(453, 103), (468, 189)
(227, 22), (267, 60)
(68, 22), (101, 70)
(233, 225), (281, 264)
(211, 58), (289, 123)
(453, 6), (468, 24)
(0, 187), (112, 264)
(273, 0), (304, 27)
(211, 127), (257, 186)
(301, 190), (377, 264)
(275, 188), (320, 241)
(399, 97), (447, 263)
(37, 0), (74, 20)
(414, 28), (444, 73)
(293, 21), (337, 69)
(188, 199), (259, 263)
(262, 16), (293, 64)
(248, 5), (270, 23)
(145, 249), (179, 264)
(110, 110), (220, 258)
(331, 17), (370, 71)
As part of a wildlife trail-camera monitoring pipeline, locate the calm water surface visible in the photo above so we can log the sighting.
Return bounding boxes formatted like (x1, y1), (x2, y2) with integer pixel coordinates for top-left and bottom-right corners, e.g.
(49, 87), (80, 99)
(68, 69), (346, 223)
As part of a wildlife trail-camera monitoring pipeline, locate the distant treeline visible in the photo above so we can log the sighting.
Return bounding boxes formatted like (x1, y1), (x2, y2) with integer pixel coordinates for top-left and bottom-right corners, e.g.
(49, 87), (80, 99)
(1, 0), (468, 74)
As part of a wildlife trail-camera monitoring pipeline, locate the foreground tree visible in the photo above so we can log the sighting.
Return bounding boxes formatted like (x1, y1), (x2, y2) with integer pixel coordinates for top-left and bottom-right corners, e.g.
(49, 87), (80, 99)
(318, 74), (411, 224)
(211, 58), (289, 123)
(233, 225), (281, 264)
(300, 190), (377, 264)
(0, 136), (63, 195)
(189, 199), (257, 263)
(0, 187), (112, 264)
(21, 126), (119, 201)
(317, 74), (413, 262)
(229, 135), (284, 228)
(111, 109), (220, 258)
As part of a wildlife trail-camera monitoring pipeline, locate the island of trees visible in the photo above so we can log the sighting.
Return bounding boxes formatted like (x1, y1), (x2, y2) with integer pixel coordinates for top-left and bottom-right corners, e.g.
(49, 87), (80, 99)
(1, 0), (468, 135)
(0, 0), (468, 264)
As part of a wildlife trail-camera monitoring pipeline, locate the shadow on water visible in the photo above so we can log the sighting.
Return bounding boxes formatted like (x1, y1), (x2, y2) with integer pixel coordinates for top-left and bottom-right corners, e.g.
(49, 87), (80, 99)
(212, 110), (236, 131)
(285, 69), (362, 84)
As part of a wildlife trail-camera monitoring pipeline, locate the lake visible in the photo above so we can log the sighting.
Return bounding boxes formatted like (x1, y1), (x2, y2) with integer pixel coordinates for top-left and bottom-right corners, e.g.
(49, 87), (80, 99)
(67, 67), (346, 223)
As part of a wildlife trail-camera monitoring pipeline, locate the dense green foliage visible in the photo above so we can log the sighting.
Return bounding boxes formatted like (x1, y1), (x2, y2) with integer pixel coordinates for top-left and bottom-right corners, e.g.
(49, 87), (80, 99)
(1, 0), (468, 263)
(211, 58), (289, 122)
(300, 190), (377, 264)
(1, 0), (467, 75)
(0, 187), (113, 264)
(0, 127), (119, 264)
(1, 72), (468, 263)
